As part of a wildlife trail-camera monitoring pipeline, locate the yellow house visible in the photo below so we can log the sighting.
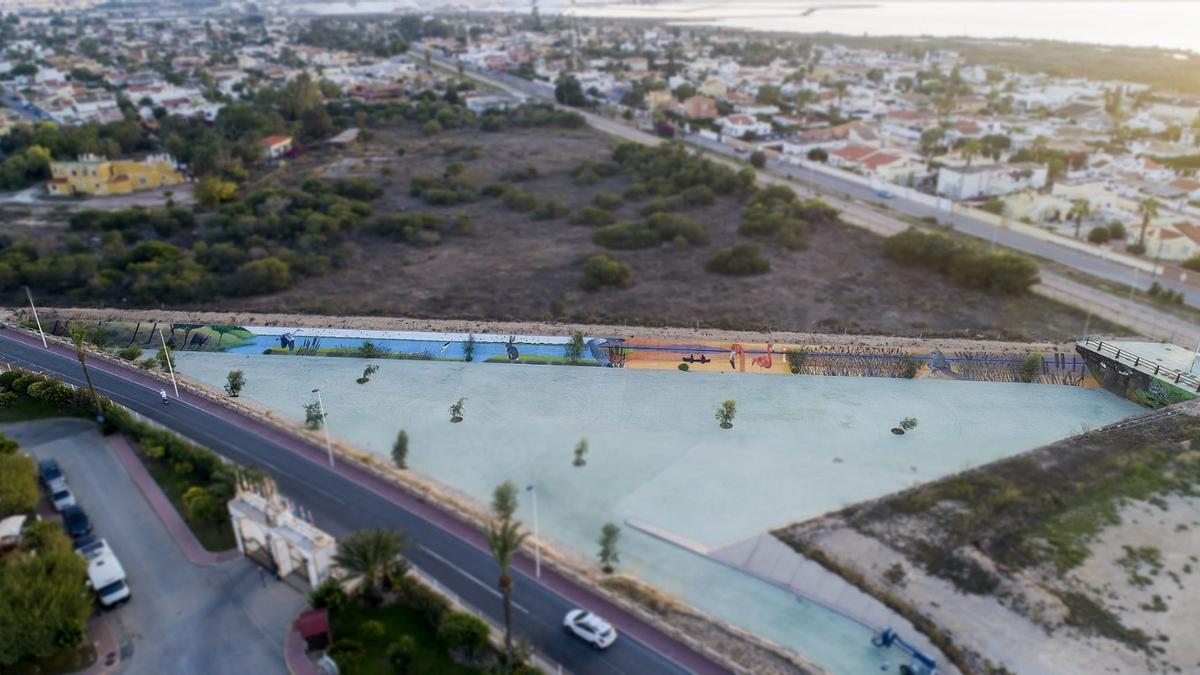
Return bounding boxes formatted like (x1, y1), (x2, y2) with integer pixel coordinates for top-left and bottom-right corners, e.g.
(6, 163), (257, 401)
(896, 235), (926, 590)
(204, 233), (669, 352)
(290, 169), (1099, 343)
(47, 154), (185, 197)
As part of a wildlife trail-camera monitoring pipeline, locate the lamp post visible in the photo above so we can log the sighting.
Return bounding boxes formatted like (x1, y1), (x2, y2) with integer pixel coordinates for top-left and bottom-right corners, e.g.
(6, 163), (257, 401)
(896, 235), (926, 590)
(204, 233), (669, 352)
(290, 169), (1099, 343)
(312, 388), (334, 468)
(157, 329), (179, 397)
(525, 483), (541, 578)
(23, 286), (47, 348)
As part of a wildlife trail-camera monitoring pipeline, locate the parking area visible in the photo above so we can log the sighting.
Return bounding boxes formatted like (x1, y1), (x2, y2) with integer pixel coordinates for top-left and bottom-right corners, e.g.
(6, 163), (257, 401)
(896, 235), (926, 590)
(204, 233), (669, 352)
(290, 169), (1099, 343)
(8, 418), (303, 675)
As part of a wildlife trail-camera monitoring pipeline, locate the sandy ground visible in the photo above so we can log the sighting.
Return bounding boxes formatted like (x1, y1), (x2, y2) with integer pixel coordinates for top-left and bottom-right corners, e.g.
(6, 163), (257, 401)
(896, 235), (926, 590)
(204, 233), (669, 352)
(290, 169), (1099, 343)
(1072, 494), (1200, 672)
(28, 306), (1097, 356)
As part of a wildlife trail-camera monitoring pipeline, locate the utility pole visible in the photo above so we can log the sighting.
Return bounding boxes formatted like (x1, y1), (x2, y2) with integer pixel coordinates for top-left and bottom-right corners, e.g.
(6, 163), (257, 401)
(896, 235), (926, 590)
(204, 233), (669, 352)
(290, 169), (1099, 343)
(23, 286), (47, 348)
(158, 329), (179, 397)
(311, 388), (334, 468)
(526, 484), (541, 578)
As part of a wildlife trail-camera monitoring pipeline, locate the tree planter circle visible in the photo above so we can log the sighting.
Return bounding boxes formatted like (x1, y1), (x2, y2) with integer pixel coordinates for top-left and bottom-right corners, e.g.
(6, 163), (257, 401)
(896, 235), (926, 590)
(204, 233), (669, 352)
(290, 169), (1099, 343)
(451, 416), (463, 423)
(891, 427), (905, 435)
(720, 422), (733, 429)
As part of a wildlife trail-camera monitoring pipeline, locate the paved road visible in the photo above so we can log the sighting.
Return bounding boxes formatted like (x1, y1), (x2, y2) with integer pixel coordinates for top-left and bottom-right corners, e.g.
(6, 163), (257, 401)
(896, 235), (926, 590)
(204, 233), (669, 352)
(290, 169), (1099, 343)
(0, 330), (728, 675)
(10, 418), (302, 675)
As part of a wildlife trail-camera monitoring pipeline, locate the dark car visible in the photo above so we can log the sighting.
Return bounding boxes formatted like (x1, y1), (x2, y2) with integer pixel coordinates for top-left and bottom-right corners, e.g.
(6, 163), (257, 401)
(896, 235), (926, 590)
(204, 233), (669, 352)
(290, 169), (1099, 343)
(61, 505), (92, 539)
(38, 458), (64, 488)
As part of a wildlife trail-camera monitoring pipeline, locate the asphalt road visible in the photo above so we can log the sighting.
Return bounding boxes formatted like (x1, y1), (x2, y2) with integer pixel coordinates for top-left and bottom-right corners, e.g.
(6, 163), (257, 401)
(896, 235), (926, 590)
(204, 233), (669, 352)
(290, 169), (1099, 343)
(11, 418), (301, 675)
(0, 330), (726, 675)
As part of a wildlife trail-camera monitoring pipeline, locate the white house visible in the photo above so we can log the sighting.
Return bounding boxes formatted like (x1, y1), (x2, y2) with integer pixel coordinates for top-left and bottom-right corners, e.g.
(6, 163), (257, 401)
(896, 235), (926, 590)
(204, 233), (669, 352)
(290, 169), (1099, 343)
(719, 114), (771, 139)
(936, 163), (1048, 200)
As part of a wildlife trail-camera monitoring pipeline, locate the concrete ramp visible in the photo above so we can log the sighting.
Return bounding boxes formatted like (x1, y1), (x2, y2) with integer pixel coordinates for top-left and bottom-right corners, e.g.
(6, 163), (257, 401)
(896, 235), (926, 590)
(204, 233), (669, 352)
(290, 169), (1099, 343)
(710, 533), (950, 671)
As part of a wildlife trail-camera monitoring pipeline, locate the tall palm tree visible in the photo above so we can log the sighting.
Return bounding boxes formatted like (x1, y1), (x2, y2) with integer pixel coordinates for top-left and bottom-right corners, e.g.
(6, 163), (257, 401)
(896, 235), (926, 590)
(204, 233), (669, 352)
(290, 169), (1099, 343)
(487, 516), (528, 669)
(1137, 197), (1160, 247)
(69, 324), (104, 422)
(333, 529), (409, 605)
(1068, 198), (1092, 239)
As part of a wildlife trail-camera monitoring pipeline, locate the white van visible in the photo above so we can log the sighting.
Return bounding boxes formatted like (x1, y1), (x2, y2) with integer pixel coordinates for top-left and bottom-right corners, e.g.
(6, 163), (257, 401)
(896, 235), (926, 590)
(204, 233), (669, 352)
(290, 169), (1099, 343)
(76, 538), (131, 607)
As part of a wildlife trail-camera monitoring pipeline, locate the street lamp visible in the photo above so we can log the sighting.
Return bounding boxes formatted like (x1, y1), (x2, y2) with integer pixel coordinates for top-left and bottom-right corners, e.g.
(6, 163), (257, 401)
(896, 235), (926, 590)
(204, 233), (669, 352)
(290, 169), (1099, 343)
(22, 286), (47, 348)
(157, 329), (179, 397)
(525, 483), (541, 578)
(312, 388), (334, 468)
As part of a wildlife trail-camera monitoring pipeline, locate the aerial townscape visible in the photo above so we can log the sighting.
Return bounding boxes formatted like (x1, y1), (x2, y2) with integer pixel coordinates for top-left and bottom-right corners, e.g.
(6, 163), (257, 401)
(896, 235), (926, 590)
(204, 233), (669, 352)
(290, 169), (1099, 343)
(1, 2), (1200, 675)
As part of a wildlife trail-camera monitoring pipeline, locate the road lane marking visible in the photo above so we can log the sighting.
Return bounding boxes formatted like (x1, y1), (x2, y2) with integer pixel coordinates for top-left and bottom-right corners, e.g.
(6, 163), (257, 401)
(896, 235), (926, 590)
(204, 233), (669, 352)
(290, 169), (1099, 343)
(419, 544), (528, 614)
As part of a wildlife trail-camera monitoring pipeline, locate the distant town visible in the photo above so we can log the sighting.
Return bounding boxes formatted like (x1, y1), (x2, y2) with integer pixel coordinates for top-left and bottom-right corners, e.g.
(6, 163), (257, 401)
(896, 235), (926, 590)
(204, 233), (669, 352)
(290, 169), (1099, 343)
(0, 8), (1197, 271)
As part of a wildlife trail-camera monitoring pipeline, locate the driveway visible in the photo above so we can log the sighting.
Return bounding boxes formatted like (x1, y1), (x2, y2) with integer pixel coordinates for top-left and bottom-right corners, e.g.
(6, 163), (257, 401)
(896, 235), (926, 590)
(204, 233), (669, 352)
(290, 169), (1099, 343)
(7, 418), (303, 675)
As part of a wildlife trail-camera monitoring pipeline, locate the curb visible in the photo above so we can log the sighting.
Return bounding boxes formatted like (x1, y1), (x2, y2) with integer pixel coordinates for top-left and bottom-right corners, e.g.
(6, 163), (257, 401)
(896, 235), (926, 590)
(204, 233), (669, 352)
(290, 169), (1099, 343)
(106, 433), (239, 566)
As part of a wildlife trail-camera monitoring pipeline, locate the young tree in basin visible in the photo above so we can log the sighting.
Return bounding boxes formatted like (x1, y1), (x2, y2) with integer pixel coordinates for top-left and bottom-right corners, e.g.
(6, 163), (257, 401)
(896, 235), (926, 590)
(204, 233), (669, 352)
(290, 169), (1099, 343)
(224, 369), (245, 397)
(598, 522), (621, 573)
(392, 430), (408, 469)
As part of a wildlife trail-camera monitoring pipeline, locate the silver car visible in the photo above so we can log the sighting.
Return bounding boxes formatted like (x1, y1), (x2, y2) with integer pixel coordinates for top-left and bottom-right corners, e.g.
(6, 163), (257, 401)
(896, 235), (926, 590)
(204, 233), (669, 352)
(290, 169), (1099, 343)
(51, 485), (76, 511)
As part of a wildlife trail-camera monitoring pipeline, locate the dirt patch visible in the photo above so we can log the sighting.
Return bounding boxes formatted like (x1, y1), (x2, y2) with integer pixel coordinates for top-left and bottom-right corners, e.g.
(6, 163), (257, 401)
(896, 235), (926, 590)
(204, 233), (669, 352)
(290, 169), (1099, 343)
(774, 402), (1200, 674)
(208, 123), (1110, 342)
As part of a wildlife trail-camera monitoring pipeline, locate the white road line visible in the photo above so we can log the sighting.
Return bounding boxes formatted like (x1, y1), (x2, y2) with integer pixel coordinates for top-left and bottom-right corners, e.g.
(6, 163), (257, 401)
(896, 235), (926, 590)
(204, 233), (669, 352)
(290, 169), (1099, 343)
(419, 544), (529, 614)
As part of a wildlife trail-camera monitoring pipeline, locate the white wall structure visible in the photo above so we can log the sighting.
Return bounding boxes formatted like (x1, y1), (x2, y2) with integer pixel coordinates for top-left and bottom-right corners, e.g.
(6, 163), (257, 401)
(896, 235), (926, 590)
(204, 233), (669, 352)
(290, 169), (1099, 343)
(228, 476), (336, 589)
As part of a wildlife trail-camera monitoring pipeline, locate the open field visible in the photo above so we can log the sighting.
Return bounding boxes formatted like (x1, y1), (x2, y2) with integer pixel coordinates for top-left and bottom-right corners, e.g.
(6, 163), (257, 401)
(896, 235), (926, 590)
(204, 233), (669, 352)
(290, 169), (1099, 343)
(211, 122), (1112, 342)
(776, 402), (1200, 674)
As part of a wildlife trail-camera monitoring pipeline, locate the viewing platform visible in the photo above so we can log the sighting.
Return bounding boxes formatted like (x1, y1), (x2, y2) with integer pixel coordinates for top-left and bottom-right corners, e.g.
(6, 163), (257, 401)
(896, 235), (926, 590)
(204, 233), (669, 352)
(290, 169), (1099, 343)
(1075, 338), (1200, 408)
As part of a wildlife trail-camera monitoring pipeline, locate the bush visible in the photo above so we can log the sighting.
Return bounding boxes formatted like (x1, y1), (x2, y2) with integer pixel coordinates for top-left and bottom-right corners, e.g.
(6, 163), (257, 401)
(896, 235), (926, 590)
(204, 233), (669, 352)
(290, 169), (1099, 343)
(0, 453), (38, 518)
(1107, 222), (1126, 240)
(502, 187), (538, 212)
(436, 612), (489, 657)
(1181, 254), (1200, 272)
(410, 175), (474, 205)
(371, 212), (445, 245)
(593, 191), (623, 210)
(749, 150), (766, 168)
(394, 574), (451, 626)
(1126, 242), (1146, 255)
(706, 244), (771, 276)
(593, 213), (707, 250)
(329, 639), (366, 668)
(980, 197), (1005, 215)
(580, 255), (633, 291)
(117, 345), (142, 361)
(1018, 353), (1043, 383)
(360, 620), (386, 641)
(1087, 226), (1110, 244)
(882, 228), (1039, 294)
(738, 187), (836, 250)
(530, 198), (569, 220)
(592, 222), (660, 250)
(570, 207), (616, 227)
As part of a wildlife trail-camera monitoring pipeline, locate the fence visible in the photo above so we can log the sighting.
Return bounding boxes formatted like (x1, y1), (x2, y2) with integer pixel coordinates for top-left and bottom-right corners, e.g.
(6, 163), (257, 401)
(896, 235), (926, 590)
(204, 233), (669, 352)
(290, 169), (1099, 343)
(1077, 337), (1200, 393)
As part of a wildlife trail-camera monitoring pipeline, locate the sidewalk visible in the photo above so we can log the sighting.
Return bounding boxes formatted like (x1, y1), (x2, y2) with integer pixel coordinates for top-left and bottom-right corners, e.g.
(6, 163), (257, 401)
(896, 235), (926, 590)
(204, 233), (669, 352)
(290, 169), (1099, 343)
(107, 433), (240, 566)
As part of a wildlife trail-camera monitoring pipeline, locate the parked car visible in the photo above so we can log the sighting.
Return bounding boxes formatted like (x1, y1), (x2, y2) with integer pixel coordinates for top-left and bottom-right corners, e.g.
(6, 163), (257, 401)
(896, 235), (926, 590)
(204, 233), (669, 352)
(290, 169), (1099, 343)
(61, 505), (92, 538)
(563, 609), (617, 649)
(51, 485), (76, 511)
(77, 538), (131, 607)
(38, 458), (65, 490)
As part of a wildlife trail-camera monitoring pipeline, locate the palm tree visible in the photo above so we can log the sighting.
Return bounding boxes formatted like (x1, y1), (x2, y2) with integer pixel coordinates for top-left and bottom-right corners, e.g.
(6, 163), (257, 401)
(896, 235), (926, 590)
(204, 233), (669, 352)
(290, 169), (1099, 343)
(959, 138), (983, 167)
(333, 529), (409, 605)
(1068, 198), (1091, 239)
(1137, 197), (1160, 247)
(68, 324), (104, 422)
(487, 516), (528, 668)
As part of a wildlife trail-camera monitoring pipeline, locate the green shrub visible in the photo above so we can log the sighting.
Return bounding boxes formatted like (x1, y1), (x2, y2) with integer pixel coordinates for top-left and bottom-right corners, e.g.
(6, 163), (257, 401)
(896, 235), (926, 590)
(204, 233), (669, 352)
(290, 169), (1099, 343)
(592, 221), (660, 250)
(309, 578), (348, 613)
(530, 198), (569, 220)
(570, 206), (616, 227)
(502, 187), (537, 212)
(593, 191), (623, 210)
(371, 212), (445, 245)
(580, 255), (633, 291)
(706, 244), (771, 276)
(117, 345), (143, 361)
(1087, 226), (1110, 244)
(410, 175), (474, 205)
(738, 187), (835, 250)
(436, 612), (489, 657)
(882, 228), (1039, 294)
(329, 639), (366, 667)
(481, 181), (509, 197)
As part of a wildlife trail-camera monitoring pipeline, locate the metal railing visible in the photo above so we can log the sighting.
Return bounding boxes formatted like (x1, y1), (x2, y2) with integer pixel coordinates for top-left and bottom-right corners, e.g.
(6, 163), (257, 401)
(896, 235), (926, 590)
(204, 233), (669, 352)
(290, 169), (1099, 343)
(1077, 338), (1200, 392)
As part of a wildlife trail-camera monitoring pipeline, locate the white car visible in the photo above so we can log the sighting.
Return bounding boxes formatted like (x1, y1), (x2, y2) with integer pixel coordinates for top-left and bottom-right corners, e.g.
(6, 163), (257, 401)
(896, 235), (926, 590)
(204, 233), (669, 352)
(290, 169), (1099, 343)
(563, 609), (617, 649)
(51, 485), (76, 511)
